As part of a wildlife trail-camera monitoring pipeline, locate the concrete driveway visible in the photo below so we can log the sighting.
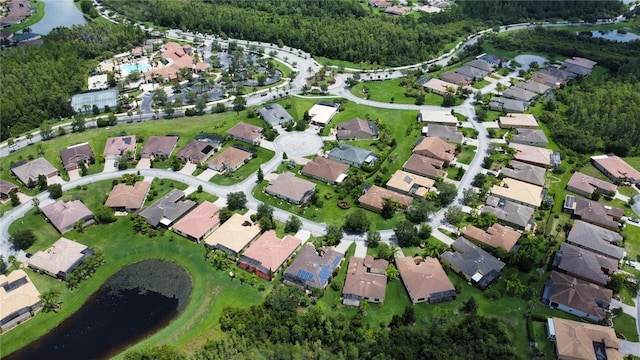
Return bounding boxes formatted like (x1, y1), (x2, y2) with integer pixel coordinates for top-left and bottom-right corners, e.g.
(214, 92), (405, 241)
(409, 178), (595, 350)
(180, 162), (197, 175)
(103, 159), (118, 172)
(197, 169), (217, 181)
(136, 158), (151, 169)
(67, 169), (81, 181)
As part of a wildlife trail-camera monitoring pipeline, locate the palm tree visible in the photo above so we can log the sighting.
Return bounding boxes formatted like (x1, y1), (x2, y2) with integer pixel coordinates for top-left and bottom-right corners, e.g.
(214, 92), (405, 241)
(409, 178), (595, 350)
(41, 289), (61, 312)
(8, 255), (17, 270)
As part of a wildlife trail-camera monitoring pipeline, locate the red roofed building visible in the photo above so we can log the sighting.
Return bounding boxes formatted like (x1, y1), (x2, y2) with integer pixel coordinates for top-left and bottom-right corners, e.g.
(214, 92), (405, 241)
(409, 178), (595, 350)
(238, 230), (301, 280)
(171, 201), (220, 243)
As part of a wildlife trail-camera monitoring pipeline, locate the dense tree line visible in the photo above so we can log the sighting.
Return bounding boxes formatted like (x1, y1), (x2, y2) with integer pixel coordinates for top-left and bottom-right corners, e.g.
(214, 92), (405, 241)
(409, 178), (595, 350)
(0, 23), (146, 140)
(491, 28), (640, 156)
(125, 285), (518, 360)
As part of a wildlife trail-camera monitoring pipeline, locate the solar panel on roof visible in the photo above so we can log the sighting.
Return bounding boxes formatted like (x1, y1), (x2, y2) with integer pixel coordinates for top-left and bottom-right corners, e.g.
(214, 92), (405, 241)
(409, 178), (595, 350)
(296, 269), (315, 283)
(404, 175), (412, 184)
(332, 255), (342, 268)
(318, 265), (332, 285)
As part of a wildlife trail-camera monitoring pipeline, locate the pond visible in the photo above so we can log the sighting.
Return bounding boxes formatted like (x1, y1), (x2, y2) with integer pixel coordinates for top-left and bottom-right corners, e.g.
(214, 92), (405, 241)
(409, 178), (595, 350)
(31, 0), (87, 35)
(5, 259), (192, 360)
(577, 30), (640, 43)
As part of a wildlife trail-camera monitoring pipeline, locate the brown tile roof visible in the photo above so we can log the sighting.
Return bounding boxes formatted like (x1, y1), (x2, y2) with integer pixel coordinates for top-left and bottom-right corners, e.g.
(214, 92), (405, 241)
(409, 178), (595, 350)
(40, 200), (94, 233)
(566, 172), (617, 197)
(336, 118), (378, 140)
(11, 157), (58, 185)
(177, 139), (217, 163)
(591, 155), (640, 183)
(207, 147), (252, 171)
(226, 122), (263, 143)
(413, 136), (455, 162)
(545, 271), (612, 321)
(140, 136), (179, 158)
(104, 135), (137, 157)
(564, 57), (597, 70)
(551, 317), (622, 360)
(0, 269), (40, 327)
(510, 143), (554, 167)
(60, 143), (94, 170)
(555, 243), (617, 286)
(171, 201), (220, 241)
(396, 257), (455, 303)
(358, 185), (413, 213)
(301, 157), (349, 184)
(28, 238), (91, 277)
(104, 181), (151, 210)
(266, 172), (316, 204)
(463, 224), (520, 252)
(0, 180), (19, 196)
(240, 230), (301, 274)
(403, 154), (445, 179)
(203, 213), (261, 254)
(343, 256), (388, 303)
(440, 71), (470, 86)
(564, 195), (623, 231)
(498, 113), (538, 128)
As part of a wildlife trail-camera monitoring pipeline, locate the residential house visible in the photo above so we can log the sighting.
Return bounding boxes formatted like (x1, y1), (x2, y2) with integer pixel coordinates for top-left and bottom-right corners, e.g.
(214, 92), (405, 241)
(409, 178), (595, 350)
(503, 87), (538, 102)
(563, 195), (623, 231)
(463, 224), (521, 252)
(28, 237), (94, 280)
(498, 113), (538, 129)
(591, 155), (640, 184)
(425, 125), (463, 144)
(301, 157), (349, 185)
(368, 0), (391, 7)
(477, 53), (509, 67)
(482, 195), (535, 230)
(258, 104), (293, 127)
(531, 71), (564, 88)
(140, 135), (179, 159)
(138, 189), (196, 228)
(500, 161), (546, 187)
(403, 154), (446, 179)
(467, 59), (495, 73)
(515, 80), (551, 95)
(358, 185), (413, 213)
(510, 143), (558, 168)
(455, 65), (489, 81)
(538, 68), (574, 84)
(384, 5), (411, 15)
(542, 271), (612, 321)
(566, 220), (626, 261)
(548, 317), (622, 360)
(308, 102), (339, 127)
(226, 122), (263, 145)
(489, 97), (528, 113)
(328, 144), (378, 168)
(342, 256), (388, 306)
(566, 172), (617, 198)
(0, 180), (19, 200)
(171, 201), (220, 243)
(335, 118), (378, 140)
(563, 57), (597, 77)
(413, 136), (455, 163)
(177, 139), (218, 164)
(41, 200), (94, 233)
(417, 109), (458, 125)
(0, 269), (41, 332)
(396, 256), (456, 304)
(441, 238), (505, 289)
(0, 0), (33, 28)
(207, 147), (252, 172)
(510, 128), (548, 147)
(439, 71), (471, 87)
(60, 143), (94, 171)
(265, 172), (316, 205)
(283, 244), (343, 289)
(386, 170), (435, 198)
(203, 213), (261, 255)
(10, 157), (59, 186)
(103, 135), (137, 159)
(422, 78), (458, 95)
(553, 243), (616, 286)
(238, 230), (301, 280)
(104, 181), (151, 212)
(143, 42), (208, 82)
(490, 178), (544, 208)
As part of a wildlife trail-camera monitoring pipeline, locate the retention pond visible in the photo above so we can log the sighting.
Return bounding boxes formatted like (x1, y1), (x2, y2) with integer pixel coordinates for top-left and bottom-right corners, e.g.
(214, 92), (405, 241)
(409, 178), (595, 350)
(5, 259), (192, 360)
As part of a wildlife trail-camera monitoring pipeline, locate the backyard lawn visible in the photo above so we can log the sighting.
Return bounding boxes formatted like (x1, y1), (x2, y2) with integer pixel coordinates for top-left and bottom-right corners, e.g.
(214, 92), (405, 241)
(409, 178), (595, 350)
(613, 313), (640, 342)
(456, 145), (477, 165)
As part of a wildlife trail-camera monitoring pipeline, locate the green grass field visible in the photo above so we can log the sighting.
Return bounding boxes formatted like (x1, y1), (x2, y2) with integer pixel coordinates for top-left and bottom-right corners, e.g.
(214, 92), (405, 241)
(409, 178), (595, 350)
(614, 313), (640, 342)
(456, 145), (478, 165)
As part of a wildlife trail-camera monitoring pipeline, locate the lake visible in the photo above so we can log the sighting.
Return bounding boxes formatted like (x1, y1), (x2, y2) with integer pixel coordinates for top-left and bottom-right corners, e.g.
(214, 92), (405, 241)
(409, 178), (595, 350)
(31, 0), (87, 35)
(577, 30), (640, 43)
(4, 259), (193, 360)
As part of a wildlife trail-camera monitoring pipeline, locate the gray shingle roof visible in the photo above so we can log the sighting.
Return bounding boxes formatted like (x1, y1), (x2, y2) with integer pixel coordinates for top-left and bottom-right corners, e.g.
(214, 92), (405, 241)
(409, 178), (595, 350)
(500, 160), (546, 186)
(510, 129), (548, 147)
(441, 238), (505, 281)
(566, 220), (625, 260)
(139, 189), (196, 227)
(328, 144), (378, 167)
(426, 125), (463, 144)
(482, 195), (535, 229)
(258, 104), (293, 126)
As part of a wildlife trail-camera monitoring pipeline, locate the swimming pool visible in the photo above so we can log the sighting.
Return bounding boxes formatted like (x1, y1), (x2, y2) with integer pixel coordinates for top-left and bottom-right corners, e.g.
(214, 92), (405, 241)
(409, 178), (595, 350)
(120, 62), (151, 75)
